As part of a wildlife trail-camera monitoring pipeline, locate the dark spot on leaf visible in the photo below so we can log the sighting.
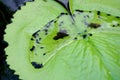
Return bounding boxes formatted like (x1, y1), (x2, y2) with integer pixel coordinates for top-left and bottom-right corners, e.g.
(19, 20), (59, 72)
(45, 20), (54, 28)
(107, 14), (111, 16)
(36, 39), (40, 44)
(88, 23), (101, 28)
(75, 9), (84, 13)
(57, 12), (68, 18)
(89, 33), (93, 36)
(116, 16), (120, 18)
(97, 11), (101, 15)
(45, 32), (48, 35)
(32, 30), (40, 38)
(89, 11), (92, 13)
(112, 25), (115, 27)
(117, 24), (120, 26)
(54, 20), (57, 23)
(112, 24), (119, 27)
(31, 62), (43, 69)
(82, 34), (87, 39)
(50, 20), (54, 22)
(61, 12), (68, 15)
(30, 46), (35, 51)
(43, 53), (46, 56)
(39, 38), (41, 40)
(31, 38), (34, 40)
(53, 32), (69, 40)
(40, 47), (44, 49)
(43, 29), (48, 33)
(74, 37), (78, 40)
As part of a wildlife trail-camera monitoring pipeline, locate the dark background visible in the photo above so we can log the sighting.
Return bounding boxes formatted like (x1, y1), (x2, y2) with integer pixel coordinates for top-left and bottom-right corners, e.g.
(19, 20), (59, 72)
(0, 0), (34, 80)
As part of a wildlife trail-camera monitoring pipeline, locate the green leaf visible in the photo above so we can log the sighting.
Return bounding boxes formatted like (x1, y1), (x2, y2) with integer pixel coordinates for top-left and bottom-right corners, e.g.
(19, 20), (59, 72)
(69, 0), (120, 16)
(5, 0), (120, 80)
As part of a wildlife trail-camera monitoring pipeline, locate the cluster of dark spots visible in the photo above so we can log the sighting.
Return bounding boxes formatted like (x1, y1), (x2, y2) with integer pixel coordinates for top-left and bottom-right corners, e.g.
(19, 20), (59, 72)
(36, 39), (40, 44)
(30, 46), (35, 51)
(43, 29), (48, 35)
(97, 11), (101, 15)
(43, 29), (48, 32)
(57, 12), (68, 18)
(32, 33), (38, 38)
(32, 30), (40, 38)
(82, 33), (93, 39)
(31, 62), (43, 69)
(34, 37), (41, 44)
(53, 32), (69, 40)
(45, 20), (54, 28)
(88, 23), (101, 29)
(61, 12), (68, 15)
(75, 9), (84, 13)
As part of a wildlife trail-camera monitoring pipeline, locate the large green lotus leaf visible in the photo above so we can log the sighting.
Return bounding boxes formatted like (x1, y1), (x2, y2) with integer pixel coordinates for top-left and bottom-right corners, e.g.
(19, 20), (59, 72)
(5, 0), (120, 80)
